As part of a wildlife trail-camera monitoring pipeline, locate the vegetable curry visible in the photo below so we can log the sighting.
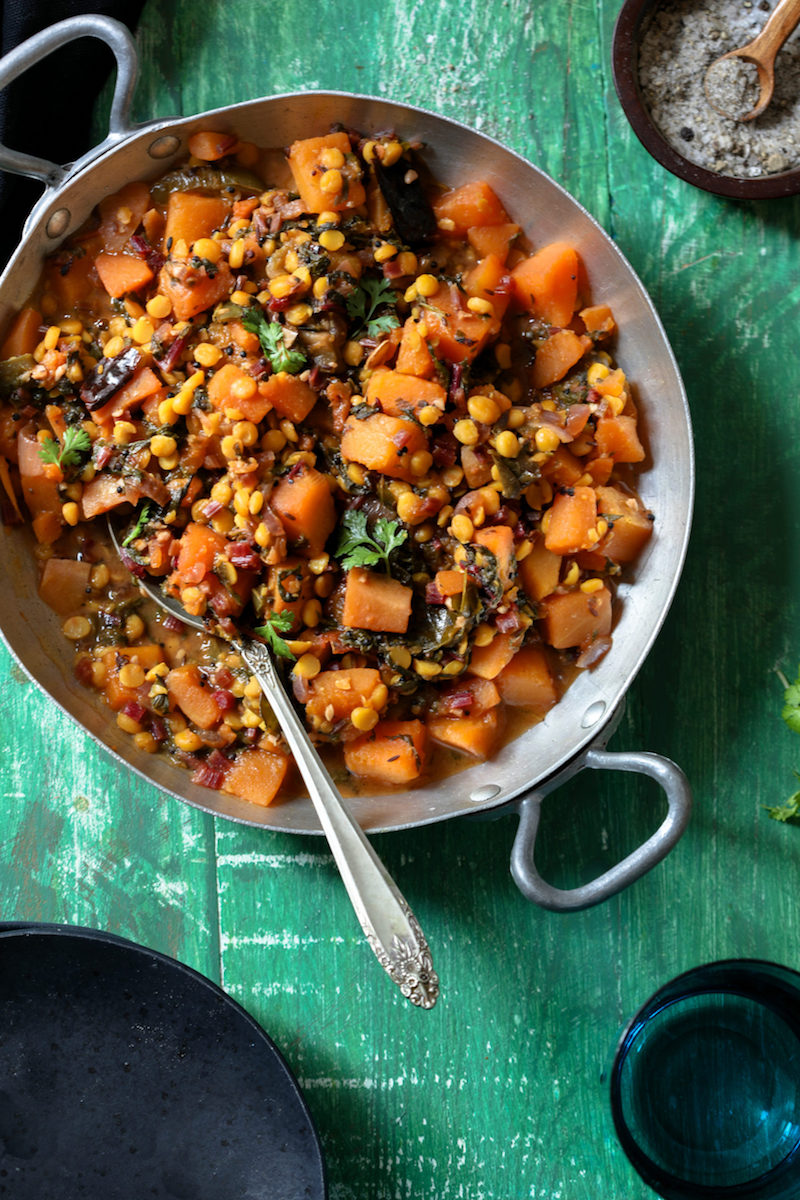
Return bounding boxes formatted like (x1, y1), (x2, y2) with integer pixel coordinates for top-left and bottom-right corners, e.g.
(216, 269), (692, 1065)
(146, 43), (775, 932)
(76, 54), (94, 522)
(0, 125), (654, 807)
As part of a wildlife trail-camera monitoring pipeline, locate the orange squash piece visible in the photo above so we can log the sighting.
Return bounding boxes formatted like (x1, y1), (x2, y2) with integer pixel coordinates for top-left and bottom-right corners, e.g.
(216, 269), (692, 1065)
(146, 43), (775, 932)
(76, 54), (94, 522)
(340, 412), (429, 482)
(395, 318), (435, 378)
(163, 191), (231, 251)
(595, 485), (653, 563)
(474, 524), (516, 591)
(341, 568), (413, 633)
(531, 330), (591, 389)
(428, 708), (504, 760)
(468, 631), (519, 680)
(271, 463), (336, 553)
(95, 252), (154, 299)
(187, 129), (238, 162)
(365, 368), (446, 417)
(97, 181), (152, 252)
(287, 132), (366, 213)
(464, 253), (512, 323)
(166, 664), (222, 730)
(305, 668), (385, 723)
(421, 281), (498, 365)
(1, 307), (41, 358)
(593, 414), (645, 464)
(207, 362), (270, 423)
(38, 558), (93, 615)
(433, 181), (508, 235)
(511, 241), (580, 326)
(539, 585), (612, 650)
(344, 719), (428, 785)
(496, 646), (558, 713)
(174, 523), (227, 585)
(544, 486), (599, 556)
(519, 537), (562, 602)
(467, 222), (520, 263)
(222, 747), (290, 807)
(259, 372), (318, 423)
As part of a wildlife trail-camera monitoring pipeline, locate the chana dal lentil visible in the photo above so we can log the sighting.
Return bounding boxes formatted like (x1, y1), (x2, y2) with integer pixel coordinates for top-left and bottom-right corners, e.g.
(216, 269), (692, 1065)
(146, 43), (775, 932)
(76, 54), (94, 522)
(0, 126), (654, 807)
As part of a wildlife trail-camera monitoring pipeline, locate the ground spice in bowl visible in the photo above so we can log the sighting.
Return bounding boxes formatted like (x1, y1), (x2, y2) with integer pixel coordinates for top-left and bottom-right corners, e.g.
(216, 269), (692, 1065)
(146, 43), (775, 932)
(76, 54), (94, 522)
(612, 0), (800, 197)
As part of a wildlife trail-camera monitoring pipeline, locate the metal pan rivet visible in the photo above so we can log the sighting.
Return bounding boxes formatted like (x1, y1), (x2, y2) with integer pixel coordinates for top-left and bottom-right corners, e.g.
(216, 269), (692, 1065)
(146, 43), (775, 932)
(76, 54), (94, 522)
(581, 700), (607, 729)
(45, 208), (70, 239)
(469, 784), (501, 804)
(148, 134), (181, 159)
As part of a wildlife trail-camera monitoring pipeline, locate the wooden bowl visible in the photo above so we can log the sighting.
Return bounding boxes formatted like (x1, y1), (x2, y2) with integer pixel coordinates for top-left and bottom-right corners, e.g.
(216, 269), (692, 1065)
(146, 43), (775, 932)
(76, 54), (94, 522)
(612, 0), (800, 199)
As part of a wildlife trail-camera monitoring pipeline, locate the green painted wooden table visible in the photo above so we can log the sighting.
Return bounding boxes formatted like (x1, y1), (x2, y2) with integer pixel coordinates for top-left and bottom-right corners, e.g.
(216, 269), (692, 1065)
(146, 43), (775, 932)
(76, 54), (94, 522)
(2, 1), (800, 1196)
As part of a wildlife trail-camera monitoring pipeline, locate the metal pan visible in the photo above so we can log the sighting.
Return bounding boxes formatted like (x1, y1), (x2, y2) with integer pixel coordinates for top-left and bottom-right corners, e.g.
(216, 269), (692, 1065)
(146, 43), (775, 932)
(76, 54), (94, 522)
(0, 922), (326, 1198)
(0, 16), (694, 910)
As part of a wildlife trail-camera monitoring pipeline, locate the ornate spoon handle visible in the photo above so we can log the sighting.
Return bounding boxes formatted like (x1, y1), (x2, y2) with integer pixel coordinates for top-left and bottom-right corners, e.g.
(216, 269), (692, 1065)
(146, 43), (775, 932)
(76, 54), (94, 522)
(237, 636), (439, 1009)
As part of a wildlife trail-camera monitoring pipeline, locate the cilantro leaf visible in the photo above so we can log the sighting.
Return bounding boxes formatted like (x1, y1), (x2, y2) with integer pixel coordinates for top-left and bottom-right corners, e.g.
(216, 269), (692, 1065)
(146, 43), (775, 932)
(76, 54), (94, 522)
(334, 508), (407, 574)
(253, 609), (296, 660)
(346, 276), (400, 339)
(765, 771), (800, 823)
(122, 501), (154, 547)
(240, 307), (306, 375)
(38, 425), (91, 472)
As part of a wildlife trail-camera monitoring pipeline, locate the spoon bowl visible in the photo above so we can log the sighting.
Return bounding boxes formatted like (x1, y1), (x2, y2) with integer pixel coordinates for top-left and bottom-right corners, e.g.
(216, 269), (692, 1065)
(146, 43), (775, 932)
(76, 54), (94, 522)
(108, 518), (439, 1009)
(703, 0), (800, 122)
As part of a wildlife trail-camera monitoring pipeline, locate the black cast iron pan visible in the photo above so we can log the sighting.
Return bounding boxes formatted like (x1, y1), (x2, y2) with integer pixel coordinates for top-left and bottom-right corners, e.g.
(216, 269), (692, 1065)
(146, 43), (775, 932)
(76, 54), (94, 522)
(0, 923), (326, 1199)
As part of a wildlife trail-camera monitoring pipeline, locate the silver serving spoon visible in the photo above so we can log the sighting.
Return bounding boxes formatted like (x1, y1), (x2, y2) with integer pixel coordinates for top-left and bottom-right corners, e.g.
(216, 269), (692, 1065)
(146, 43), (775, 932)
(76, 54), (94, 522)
(704, 0), (800, 121)
(109, 519), (439, 1009)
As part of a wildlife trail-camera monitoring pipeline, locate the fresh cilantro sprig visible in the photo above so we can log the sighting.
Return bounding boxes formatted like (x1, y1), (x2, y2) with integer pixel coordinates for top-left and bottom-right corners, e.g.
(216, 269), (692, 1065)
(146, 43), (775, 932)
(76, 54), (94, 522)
(335, 508), (407, 575)
(766, 666), (800, 823)
(764, 774), (800, 824)
(241, 307), (307, 375)
(122, 501), (154, 547)
(346, 276), (400, 339)
(253, 609), (296, 660)
(38, 425), (91, 472)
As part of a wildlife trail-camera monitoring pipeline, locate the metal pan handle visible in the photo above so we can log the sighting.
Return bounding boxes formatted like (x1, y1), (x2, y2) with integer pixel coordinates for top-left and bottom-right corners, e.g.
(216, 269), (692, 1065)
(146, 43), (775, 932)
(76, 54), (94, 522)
(0, 14), (138, 187)
(509, 748), (692, 911)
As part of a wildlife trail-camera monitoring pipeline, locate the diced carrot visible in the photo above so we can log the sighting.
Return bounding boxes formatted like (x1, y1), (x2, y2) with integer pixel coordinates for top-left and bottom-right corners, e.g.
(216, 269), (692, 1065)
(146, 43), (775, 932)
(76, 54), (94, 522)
(541, 444), (584, 488)
(421, 281), (498, 365)
(433, 181), (508, 235)
(544, 486), (598, 555)
(39, 558), (93, 615)
(344, 719), (428, 785)
(468, 630), (519, 680)
(531, 330), (591, 389)
(166, 663), (222, 730)
(305, 667), (384, 723)
(365, 368), (446, 416)
(206, 361), (270, 423)
(174, 523), (227, 585)
(158, 257), (233, 322)
(287, 132), (366, 213)
(474, 524), (516, 591)
(467, 222), (520, 263)
(221, 747), (290, 807)
(341, 567), (413, 634)
(95, 252), (154, 299)
(518, 536), (562, 602)
(163, 191), (232, 251)
(91, 365), (163, 427)
(579, 303), (616, 335)
(97, 182), (152, 252)
(511, 241), (580, 326)
(595, 485), (654, 563)
(539, 585), (612, 649)
(271, 463), (336, 554)
(395, 318), (435, 378)
(187, 129), (238, 162)
(340, 412), (429, 482)
(428, 708), (504, 760)
(496, 646), (558, 713)
(259, 371), (318, 423)
(80, 474), (143, 520)
(1, 307), (41, 358)
(464, 253), (512, 323)
(593, 414), (645, 463)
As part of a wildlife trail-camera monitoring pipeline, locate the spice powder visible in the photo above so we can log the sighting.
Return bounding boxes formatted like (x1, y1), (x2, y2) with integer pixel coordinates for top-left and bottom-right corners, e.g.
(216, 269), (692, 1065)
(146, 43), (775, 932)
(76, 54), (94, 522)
(638, 0), (800, 177)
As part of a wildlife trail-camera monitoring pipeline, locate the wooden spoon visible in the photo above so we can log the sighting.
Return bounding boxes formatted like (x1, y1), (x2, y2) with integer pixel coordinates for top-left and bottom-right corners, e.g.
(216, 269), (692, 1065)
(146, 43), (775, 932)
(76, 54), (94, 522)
(704, 0), (800, 121)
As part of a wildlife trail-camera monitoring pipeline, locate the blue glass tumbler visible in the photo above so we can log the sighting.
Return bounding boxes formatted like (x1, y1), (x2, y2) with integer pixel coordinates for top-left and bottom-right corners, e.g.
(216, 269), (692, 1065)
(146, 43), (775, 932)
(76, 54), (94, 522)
(610, 961), (800, 1200)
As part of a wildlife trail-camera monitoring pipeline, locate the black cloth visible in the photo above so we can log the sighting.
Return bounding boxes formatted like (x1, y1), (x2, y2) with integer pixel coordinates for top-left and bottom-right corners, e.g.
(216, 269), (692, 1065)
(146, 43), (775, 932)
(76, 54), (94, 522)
(0, 1), (145, 266)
